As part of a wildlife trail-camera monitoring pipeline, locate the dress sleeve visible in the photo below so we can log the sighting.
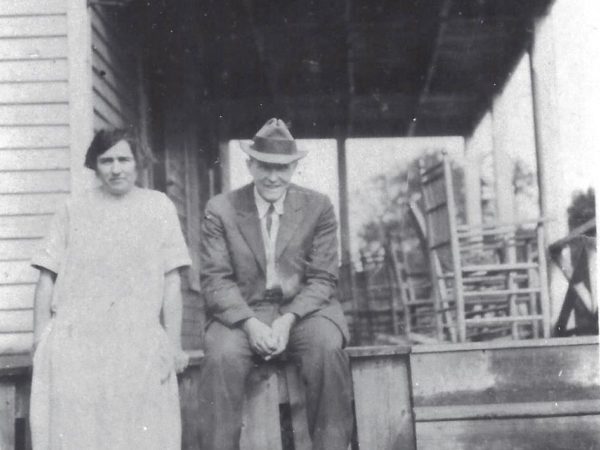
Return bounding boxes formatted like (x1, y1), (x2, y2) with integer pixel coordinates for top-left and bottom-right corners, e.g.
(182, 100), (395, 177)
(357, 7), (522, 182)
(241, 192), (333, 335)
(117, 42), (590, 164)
(162, 195), (192, 273)
(31, 203), (69, 275)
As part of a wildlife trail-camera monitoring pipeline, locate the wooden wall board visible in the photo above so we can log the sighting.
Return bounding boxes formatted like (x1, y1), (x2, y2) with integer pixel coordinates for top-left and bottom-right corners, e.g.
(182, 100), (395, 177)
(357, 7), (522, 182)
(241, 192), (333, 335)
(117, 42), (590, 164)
(411, 338), (600, 408)
(0, 193), (68, 216)
(415, 415), (600, 450)
(0, 104), (69, 126)
(0, 16), (67, 38)
(0, 82), (68, 104)
(351, 352), (415, 450)
(0, 148), (70, 171)
(0, 0), (66, 16)
(0, 311), (33, 333)
(0, 126), (69, 150)
(0, 285), (35, 310)
(240, 367), (283, 450)
(0, 37), (68, 60)
(0, 171), (70, 194)
(0, 333), (32, 356)
(0, 60), (68, 83)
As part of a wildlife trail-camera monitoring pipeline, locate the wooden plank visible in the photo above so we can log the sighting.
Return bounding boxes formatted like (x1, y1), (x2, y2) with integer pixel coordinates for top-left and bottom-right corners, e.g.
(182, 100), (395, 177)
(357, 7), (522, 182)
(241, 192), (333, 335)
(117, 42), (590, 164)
(0, 82), (68, 104)
(92, 68), (137, 115)
(411, 335), (599, 353)
(0, 126), (69, 149)
(284, 363), (311, 450)
(410, 342), (600, 408)
(0, 193), (68, 215)
(0, 240), (39, 261)
(92, 90), (128, 128)
(0, 59), (68, 82)
(0, 171), (69, 194)
(0, 104), (69, 125)
(0, 148), (69, 171)
(0, 333), (32, 354)
(0, 285), (35, 310)
(0, 311), (33, 333)
(0, 381), (16, 450)
(0, 0), (66, 15)
(240, 367), (283, 450)
(91, 36), (137, 90)
(351, 353), (415, 450)
(0, 16), (67, 38)
(0, 36), (68, 60)
(415, 399), (600, 421)
(0, 261), (39, 284)
(415, 415), (600, 450)
(0, 215), (53, 239)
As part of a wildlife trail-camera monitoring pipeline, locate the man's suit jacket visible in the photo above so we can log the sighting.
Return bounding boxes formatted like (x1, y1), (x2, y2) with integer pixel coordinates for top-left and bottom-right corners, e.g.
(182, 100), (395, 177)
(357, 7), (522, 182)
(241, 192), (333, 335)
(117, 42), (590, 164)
(199, 183), (349, 343)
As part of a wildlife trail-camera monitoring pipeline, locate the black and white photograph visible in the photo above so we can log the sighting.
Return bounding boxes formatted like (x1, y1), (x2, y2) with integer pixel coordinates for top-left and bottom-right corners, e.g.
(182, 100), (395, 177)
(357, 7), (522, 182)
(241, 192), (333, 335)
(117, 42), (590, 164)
(0, 0), (598, 449)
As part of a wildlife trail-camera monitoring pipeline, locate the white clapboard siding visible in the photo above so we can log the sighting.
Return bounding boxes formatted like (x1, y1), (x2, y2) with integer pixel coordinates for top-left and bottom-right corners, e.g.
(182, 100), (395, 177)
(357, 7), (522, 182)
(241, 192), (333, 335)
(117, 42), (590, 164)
(0, 284), (35, 310)
(0, 0), (66, 15)
(0, 261), (39, 285)
(0, 82), (69, 104)
(0, 104), (69, 126)
(0, 3), (72, 354)
(0, 240), (39, 262)
(0, 59), (68, 82)
(0, 126), (69, 149)
(0, 148), (70, 171)
(91, 6), (140, 131)
(0, 171), (70, 194)
(0, 193), (68, 215)
(0, 16), (67, 38)
(0, 215), (53, 239)
(0, 36), (68, 60)
(0, 333), (33, 355)
(0, 310), (33, 332)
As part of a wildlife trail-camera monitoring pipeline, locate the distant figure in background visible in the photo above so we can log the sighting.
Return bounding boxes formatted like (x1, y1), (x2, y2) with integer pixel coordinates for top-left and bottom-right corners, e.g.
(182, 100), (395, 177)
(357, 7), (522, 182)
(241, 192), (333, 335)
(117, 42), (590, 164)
(198, 118), (353, 450)
(30, 129), (191, 449)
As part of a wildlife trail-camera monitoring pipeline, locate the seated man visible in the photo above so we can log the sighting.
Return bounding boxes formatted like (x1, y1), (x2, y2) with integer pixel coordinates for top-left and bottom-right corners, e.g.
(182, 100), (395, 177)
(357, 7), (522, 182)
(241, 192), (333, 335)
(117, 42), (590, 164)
(198, 118), (353, 450)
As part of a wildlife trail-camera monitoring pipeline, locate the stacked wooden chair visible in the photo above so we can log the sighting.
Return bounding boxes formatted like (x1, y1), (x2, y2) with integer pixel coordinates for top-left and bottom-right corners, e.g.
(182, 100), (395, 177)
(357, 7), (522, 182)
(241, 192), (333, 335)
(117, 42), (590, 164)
(417, 152), (551, 342)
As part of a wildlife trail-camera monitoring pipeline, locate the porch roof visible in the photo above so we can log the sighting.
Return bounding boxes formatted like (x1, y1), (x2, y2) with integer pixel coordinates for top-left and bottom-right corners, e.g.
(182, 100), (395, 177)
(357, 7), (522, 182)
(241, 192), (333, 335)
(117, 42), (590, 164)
(140, 0), (552, 140)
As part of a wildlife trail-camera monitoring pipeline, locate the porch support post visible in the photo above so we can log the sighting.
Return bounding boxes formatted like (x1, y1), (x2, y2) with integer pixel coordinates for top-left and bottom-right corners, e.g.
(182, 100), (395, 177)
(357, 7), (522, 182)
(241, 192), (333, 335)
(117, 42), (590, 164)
(337, 136), (358, 339)
(67, 0), (94, 194)
(529, 10), (567, 322)
(491, 98), (515, 225)
(464, 112), (492, 226)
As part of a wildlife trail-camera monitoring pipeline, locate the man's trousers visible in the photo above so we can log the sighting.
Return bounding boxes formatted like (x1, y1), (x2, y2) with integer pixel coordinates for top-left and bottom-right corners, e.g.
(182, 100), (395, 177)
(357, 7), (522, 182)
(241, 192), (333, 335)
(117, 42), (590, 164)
(197, 312), (353, 450)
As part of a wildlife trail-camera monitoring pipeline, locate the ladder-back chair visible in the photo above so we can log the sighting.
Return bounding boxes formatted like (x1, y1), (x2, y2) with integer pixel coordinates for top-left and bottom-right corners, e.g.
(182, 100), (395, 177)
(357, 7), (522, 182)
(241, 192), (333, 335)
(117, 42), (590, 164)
(418, 152), (550, 342)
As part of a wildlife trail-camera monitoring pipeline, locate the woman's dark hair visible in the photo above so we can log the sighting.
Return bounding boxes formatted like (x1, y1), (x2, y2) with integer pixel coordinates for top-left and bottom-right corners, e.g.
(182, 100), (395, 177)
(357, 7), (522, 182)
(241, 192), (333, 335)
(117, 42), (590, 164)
(84, 128), (139, 171)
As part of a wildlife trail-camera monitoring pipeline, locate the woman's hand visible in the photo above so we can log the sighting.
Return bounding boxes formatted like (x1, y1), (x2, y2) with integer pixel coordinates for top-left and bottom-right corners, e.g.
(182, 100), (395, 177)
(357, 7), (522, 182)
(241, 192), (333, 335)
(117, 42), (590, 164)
(173, 348), (189, 374)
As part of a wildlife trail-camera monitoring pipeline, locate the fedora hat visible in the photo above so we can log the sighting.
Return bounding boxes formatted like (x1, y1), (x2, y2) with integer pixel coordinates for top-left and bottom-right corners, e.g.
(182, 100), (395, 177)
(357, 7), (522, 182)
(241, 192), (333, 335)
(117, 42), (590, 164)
(240, 118), (308, 164)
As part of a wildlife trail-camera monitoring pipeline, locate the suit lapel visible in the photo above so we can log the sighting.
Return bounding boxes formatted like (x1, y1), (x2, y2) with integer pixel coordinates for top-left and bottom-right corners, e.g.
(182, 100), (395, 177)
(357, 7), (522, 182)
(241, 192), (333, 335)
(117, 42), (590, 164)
(276, 187), (305, 260)
(234, 185), (267, 273)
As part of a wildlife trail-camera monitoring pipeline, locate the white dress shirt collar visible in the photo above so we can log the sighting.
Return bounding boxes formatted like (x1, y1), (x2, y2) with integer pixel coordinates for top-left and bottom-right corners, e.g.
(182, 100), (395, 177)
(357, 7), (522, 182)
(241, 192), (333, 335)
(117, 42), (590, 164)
(253, 186), (286, 218)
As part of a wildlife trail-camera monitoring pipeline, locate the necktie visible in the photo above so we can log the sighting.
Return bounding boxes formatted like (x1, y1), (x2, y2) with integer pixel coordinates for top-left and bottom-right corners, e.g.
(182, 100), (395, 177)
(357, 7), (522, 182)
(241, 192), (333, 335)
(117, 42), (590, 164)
(266, 203), (275, 237)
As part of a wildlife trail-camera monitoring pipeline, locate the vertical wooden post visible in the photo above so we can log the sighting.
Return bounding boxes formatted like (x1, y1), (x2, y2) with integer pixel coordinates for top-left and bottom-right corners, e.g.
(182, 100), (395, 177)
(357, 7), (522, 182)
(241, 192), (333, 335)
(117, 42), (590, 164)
(464, 127), (489, 225)
(443, 155), (466, 342)
(67, 0), (94, 194)
(529, 10), (568, 323)
(337, 136), (359, 340)
(219, 141), (231, 193)
(491, 100), (515, 226)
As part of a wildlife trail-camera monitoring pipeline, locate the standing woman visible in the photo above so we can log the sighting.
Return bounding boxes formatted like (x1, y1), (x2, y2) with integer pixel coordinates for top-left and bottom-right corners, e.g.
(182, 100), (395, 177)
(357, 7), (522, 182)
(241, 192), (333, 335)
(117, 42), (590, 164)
(30, 129), (191, 449)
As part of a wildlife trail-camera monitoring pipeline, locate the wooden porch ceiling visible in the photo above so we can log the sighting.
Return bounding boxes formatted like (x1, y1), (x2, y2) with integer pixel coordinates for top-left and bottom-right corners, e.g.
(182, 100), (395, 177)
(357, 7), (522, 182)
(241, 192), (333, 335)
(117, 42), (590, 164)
(139, 0), (552, 140)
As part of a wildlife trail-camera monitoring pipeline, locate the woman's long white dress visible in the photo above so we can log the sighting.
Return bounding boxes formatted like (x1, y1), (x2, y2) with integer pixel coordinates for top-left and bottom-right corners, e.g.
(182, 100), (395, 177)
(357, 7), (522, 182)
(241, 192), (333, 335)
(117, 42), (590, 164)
(30, 187), (191, 450)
